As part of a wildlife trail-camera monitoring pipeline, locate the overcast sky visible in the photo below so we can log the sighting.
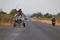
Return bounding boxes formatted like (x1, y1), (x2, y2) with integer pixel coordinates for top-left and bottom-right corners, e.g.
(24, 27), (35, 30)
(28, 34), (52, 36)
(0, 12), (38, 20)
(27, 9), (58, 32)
(0, 0), (60, 15)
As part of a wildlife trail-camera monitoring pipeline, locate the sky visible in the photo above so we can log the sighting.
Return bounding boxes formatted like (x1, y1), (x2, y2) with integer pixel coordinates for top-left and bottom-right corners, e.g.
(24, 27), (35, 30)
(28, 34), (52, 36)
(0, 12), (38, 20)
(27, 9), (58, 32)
(0, 0), (60, 15)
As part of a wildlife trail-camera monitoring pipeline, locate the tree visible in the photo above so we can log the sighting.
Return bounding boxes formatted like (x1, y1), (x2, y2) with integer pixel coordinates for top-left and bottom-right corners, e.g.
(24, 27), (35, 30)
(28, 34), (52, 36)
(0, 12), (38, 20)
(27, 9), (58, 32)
(0, 11), (7, 14)
(30, 13), (37, 17)
(30, 12), (43, 18)
(44, 13), (52, 18)
(57, 13), (60, 16)
(9, 9), (17, 16)
(0, 11), (10, 22)
(0, 11), (7, 19)
(44, 13), (49, 17)
(37, 12), (43, 17)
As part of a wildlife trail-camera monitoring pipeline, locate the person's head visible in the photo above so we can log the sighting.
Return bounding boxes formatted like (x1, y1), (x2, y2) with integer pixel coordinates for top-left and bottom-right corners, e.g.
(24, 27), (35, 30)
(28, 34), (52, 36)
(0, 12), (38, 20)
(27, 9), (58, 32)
(19, 9), (21, 11)
(17, 9), (22, 15)
(18, 9), (22, 12)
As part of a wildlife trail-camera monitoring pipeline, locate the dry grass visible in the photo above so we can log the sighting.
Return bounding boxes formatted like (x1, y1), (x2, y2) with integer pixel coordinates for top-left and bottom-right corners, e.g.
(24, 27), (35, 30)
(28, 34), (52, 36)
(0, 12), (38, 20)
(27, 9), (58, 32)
(0, 22), (11, 28)
(0, 14), (13, 27)
(31, 18), (60, 26)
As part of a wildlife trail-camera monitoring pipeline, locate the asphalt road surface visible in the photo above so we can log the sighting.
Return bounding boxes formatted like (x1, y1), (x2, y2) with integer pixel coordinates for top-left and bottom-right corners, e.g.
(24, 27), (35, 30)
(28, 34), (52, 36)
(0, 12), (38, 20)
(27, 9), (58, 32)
(0, 20), (60, 40)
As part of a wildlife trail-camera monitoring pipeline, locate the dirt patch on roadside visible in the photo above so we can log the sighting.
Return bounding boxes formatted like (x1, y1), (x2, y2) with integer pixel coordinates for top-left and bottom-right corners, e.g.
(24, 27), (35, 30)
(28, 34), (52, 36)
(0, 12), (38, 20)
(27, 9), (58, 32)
(31, 18), (60, 26)
(0, 23), (12, 28)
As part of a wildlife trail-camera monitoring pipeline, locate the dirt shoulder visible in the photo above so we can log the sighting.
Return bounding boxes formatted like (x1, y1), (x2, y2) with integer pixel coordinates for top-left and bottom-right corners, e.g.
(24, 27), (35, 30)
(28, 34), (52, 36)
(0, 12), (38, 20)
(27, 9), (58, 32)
(31, 18), (60, 26)
(0, 23), (12, 28)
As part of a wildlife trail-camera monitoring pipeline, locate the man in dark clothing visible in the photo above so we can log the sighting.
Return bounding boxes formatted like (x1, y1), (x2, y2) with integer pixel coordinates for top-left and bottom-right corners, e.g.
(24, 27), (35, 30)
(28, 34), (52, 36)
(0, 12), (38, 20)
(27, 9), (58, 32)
(52, 17), (56, 26)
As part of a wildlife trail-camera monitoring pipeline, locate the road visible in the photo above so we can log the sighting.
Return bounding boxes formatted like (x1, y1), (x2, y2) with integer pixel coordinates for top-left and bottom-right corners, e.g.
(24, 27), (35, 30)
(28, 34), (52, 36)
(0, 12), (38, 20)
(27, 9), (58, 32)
(0, 20), (60, 40)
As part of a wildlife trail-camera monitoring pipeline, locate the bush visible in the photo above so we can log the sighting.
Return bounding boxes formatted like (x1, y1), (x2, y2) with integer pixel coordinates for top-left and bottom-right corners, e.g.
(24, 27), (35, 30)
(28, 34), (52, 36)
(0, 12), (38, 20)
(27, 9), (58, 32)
(30, 12), (43, 18)
(44, 13), (52, 18)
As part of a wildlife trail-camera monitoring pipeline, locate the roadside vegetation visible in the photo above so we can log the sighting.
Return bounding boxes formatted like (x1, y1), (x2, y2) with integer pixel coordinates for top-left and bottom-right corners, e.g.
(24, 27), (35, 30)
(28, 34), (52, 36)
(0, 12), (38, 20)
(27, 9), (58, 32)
(0, 9), (60, 26)
(30, 12), (60, 26)
(0, 9), (17, 26)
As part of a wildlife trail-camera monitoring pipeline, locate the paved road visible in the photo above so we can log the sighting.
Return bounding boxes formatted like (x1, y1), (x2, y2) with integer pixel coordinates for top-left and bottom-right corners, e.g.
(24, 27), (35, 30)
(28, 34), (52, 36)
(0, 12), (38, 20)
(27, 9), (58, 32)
(0, 20), (60, 40)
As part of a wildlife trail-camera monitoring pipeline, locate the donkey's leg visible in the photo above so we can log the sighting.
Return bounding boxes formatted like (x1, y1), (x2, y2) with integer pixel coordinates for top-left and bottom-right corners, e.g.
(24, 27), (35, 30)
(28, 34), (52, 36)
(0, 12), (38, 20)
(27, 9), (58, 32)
(22, 21), (25, 27)
(13, 22), (16, 27)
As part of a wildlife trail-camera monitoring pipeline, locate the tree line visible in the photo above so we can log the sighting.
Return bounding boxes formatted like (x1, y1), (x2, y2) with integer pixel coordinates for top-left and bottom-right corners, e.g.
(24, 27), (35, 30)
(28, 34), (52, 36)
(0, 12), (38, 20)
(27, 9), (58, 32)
(30, 12), (60, 18)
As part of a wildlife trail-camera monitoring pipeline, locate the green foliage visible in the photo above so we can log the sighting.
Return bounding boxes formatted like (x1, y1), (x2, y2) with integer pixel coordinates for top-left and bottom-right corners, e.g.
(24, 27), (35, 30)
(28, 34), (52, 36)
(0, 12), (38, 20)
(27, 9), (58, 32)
(30, 12), (43, 18)
(57, 13), (60, 16)
(9, 9), (17, 16)
(0, 11), (7, 14)
(0, 11), (13, 23)
(44, 13), (52, 18)
(30, 13), (37, 17)
(44, 13), (49, 17)
(55, 15), (60, 23)
(0, 11), (10, 22)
